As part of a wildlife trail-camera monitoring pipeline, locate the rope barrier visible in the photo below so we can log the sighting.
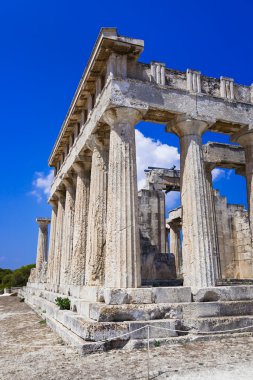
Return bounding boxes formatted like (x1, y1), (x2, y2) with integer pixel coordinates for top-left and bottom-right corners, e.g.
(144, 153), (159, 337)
(98, 322), (253, 344)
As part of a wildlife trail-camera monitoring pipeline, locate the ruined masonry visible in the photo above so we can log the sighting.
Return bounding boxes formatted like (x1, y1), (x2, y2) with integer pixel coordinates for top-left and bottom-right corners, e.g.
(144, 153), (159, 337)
(20, 28), (253, 354)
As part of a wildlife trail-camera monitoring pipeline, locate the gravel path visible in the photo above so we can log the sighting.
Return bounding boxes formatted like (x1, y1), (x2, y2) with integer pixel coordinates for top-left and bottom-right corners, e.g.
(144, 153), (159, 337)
(1, 296), (253, 380)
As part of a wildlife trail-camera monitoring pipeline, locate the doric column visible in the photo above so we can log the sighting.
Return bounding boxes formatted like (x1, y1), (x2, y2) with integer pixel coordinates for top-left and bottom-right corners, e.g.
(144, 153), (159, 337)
(233, 129), (253, 240)
(167, 115), (216, 288)
(103, 107), (142, 288)
(168, 222), (182, 277)
(60, 178), (75, 286)
(52, 191), (65, 286)
(35, 218), (50, 275)
(47, 200), (58, 284)
(70, 161), (91, 285)
(205, 166), (221, 280)
(85, 135), (109, 286)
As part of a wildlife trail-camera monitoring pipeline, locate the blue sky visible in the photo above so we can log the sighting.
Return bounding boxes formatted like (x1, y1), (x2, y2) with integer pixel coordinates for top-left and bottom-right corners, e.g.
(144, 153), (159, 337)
(0, 0), (252, 269)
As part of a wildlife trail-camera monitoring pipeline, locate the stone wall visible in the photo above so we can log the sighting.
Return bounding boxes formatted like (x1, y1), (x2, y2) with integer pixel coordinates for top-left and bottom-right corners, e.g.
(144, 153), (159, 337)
(138, 189), (176, 281)
(214, 190), (253, 279)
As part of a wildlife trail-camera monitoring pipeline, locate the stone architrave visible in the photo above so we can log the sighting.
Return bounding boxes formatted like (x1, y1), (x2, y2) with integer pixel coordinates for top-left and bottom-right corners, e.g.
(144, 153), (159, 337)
(168, 115), (216, 288)
(47, 199), (58, 284)
(52, 191), (65, 286)
(233, 129), (253, 241)
(70, 162), (91, 286)
(35, 218), (51, 278)
(60, 178), (75, 286)
(103, 107), (142, 288)
(85, 136), (109, 286)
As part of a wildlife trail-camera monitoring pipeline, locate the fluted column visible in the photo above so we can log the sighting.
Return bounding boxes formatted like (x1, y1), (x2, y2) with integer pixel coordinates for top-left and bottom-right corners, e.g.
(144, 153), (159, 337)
(85, 136), (109, 286)
(47, 200), (58, 284)
(52, 191), (65, 287)
(103, 107), (142, 288)
(35, 218), (50, 276)
(60, 178), (75, 286)
(70, 162), (91, 285)
(169, 222), (182, 277)
(205, 166), (221, 280)
(168, 115), (216, 288)
(233, 130), (253, 241)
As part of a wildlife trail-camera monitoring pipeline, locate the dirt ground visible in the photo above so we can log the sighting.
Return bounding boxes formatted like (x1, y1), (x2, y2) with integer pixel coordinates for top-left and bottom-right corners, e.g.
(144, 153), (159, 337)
(1, 296), (253, 380)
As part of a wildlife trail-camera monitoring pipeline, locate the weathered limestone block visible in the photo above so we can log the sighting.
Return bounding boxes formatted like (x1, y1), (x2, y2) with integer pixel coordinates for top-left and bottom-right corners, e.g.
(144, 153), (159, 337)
(231, 207), (253, 278)
(193, 285), (253, 302)
(103, 107), (142, 288)
(141, 251), (176, 282)
(52, 191), (65, 286)
(214, 190), (253, 279)
(60, 179), (75, 286)
(85, 136), (109, 286)
(103, 286), (191, 305)
(167, 115), (216, 288)
(70, 163), (91, 286)
(233, 129), (253, 242)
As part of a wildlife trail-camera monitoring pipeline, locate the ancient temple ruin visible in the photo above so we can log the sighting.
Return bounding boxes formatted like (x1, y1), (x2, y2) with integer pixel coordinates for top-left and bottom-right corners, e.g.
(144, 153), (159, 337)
(21, 28), (253, 353)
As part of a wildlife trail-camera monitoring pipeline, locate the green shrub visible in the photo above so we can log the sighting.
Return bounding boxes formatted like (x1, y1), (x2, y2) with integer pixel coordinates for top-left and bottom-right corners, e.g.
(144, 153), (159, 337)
(154, 340), (161, 347)
(55, 297), (71, 310)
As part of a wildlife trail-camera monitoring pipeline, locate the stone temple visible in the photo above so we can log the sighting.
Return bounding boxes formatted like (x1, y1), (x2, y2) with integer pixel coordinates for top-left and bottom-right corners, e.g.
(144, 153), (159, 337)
(20, 28), (253, 353)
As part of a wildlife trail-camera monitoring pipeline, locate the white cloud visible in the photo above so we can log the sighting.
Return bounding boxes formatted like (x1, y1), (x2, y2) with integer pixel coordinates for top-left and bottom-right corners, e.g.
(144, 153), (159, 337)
(30, 170), (54, 203)
(135, 129), (180, 190)
(212, 168), (225, 181)
(212, 168), (233, 182)
(135, 129), (180, 210)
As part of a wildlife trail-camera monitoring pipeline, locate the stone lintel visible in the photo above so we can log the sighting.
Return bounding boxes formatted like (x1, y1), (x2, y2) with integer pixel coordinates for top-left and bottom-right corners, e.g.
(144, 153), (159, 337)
(111, 78), (252, 132)
(203, 142), (245, 169)
(168, 207), (182, 224)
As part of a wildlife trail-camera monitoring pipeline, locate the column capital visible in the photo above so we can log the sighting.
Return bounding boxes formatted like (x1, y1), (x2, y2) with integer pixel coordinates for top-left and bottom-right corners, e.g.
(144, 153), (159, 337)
(48, 197), (58, 208)
(102, 107), (143, 128)
(166, 114), (215, 137)
(62, 177), (74, 191)
(232, 125), (253, 146)
(36, 217), (51, 227)
(72, 161), (91, 175)
(55, 190), (65, 203)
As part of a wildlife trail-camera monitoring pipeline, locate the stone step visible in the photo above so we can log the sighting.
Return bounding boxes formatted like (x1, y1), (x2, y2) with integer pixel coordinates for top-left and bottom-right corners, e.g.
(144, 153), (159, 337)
(88, 300), (253, 322)
(46, 315), (105, 355)
(217, 280), (253, 286)
(193, 285), (253, 302)
(181, 316), (253, 334)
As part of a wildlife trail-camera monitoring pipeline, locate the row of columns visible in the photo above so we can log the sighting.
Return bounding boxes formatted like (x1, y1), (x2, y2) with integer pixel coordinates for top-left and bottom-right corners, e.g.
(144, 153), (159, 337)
(35, 110), (253, 290)
(40, 107), (142, 290)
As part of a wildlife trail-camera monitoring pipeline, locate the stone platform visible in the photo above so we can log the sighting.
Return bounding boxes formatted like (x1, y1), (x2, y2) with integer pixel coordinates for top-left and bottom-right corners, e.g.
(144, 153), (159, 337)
(19, 283), (253, 355)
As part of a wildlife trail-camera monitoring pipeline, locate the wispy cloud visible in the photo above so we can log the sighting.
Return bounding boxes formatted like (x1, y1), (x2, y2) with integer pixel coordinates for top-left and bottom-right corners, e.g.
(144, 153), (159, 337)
(135, 129), (180, 190)
(212, 168), (232, 182)
(30, 170), (54, 203)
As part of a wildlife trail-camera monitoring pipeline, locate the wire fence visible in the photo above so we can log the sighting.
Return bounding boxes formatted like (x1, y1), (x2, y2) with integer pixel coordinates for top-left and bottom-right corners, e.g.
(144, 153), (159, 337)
(95, 322), (253, 380)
